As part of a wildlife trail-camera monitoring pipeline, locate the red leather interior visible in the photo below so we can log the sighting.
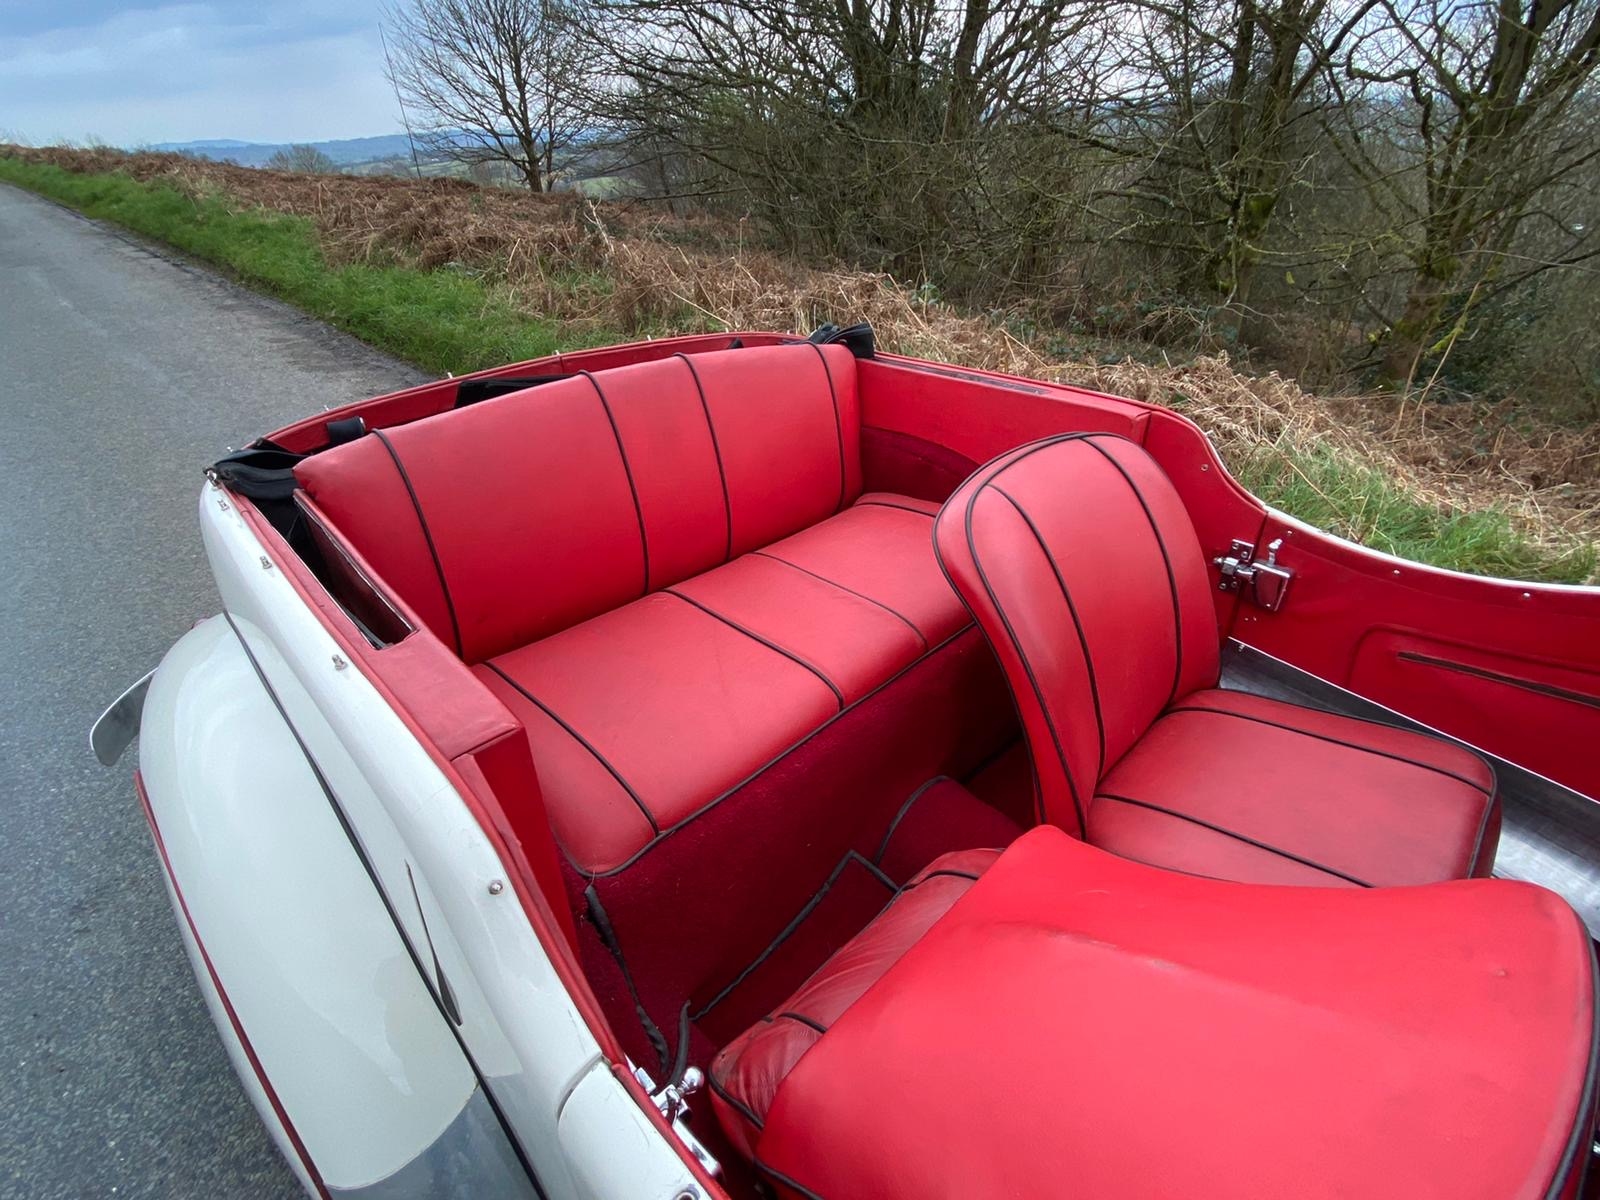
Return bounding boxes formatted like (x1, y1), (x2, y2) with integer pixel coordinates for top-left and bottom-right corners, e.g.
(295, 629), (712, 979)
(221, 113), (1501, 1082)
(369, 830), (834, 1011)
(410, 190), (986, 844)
(474, 495), (970, 874)
(752, 826), (1598, 1200)
(294, 342), (977, 877)
(935, 433), (1501, 885)
(1096, 688), (1499, 884)
(294, 343), (861, 662)
(709, 847), (1001, 1161)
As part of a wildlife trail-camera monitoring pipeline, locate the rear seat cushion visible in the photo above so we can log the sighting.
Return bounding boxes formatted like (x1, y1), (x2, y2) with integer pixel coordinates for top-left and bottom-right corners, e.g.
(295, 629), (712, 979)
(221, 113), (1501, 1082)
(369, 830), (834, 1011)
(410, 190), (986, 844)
(1093, 688), (1500, 886)
(750, 826), (1596, 1200)
(758, 495), (966, 647)
(481, 494), (973, 874)
(709, 847), (1001, 1161)
(294, 343), (861, 663)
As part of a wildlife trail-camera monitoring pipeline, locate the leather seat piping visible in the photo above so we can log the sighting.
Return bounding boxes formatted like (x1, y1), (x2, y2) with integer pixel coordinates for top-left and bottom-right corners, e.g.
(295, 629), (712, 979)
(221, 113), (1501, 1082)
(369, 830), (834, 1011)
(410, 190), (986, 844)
(371, 427), (465, 657)
(988, 483), (1109, 782)
(568, 624), (979, 878)
(692, 849), (896, 1022)
(580, 369), (651, 595)
(1077, 436), (1188, 707)
(936, 431), (1098, 834)
(1161, 704), (1496, 797)
(673, 352), (735, 564)
(801, 340), (849, 513)
(480, 660), (661, 835)
(873, 776), (953, 863)
(750, 549), (930, 649)
(664, 589), (846, 709)
(1094, 791), (1374, 887)
(855, 497), (937, 518)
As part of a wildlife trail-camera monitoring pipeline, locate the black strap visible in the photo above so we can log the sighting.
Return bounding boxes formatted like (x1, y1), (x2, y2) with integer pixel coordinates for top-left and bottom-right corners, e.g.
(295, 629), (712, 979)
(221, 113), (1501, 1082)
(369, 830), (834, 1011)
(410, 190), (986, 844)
(454, 373), (573, 409)
(326, 415), (367, 445)
(209, 447), (305, 501)
(807, 321), (875, 358)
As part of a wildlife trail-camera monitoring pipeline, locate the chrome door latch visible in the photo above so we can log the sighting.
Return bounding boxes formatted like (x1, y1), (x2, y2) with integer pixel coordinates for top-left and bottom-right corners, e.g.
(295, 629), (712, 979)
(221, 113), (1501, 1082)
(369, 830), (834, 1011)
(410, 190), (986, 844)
(634, 1064), (722, 1178)
(1214, 538), (1292, 612)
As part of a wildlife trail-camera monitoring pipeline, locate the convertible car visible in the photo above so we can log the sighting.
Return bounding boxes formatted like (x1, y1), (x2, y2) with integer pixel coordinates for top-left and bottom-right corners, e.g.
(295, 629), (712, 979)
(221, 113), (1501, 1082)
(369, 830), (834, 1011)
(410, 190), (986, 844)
(95, 323), (1600, 1199)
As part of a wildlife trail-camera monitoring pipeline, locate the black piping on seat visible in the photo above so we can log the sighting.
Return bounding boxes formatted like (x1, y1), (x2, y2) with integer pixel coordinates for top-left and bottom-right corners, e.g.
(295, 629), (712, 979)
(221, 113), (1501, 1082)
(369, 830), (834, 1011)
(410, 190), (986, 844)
(1094, 791), (1373, 887)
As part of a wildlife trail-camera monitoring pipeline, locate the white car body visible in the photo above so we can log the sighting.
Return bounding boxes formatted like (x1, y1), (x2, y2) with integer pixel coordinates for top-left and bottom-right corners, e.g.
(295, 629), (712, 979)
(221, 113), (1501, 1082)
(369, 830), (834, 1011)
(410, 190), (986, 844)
(129, 481), (706, 1198)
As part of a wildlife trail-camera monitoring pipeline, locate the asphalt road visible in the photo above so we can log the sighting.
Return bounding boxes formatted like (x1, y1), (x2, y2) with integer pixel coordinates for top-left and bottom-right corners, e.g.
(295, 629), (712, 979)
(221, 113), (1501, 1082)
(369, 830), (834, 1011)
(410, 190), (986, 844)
(0, 183), (428, 1199)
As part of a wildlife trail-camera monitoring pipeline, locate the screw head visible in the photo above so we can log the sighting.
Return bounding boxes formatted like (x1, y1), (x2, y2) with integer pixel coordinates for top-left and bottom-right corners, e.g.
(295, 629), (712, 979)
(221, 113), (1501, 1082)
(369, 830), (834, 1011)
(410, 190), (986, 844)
(487, 879), (505, 896)
(331, 654), (349, 671)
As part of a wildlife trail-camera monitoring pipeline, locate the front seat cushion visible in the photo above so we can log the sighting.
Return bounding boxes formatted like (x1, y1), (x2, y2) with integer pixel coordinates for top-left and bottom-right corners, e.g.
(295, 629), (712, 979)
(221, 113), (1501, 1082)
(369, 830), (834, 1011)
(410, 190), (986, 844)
(747, 827), (1597, 1200)
(1093, 688), (1500, 886)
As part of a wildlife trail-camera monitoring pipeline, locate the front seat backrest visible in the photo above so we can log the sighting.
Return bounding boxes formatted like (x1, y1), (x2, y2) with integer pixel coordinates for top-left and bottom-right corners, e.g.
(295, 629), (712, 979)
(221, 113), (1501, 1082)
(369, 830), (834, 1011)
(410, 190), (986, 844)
(933, 434), (1222, 835)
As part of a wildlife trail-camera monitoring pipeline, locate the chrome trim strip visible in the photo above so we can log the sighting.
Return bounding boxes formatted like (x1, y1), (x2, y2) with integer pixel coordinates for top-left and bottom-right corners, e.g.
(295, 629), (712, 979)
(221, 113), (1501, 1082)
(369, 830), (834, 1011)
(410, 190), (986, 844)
(89, 669), (154, 766)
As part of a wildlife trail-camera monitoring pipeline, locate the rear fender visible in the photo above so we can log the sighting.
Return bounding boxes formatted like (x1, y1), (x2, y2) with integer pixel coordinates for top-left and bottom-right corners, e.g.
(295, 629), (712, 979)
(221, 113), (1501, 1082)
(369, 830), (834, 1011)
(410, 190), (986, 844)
(138, 614), (531, 1196)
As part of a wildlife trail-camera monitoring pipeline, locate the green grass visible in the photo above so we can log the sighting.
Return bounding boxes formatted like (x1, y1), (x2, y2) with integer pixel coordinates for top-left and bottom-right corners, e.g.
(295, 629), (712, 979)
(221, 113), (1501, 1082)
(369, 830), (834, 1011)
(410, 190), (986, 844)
(0, 158), (589, 374)
(2, 154), (1591, 584)
(1238, 442), (1597, 584)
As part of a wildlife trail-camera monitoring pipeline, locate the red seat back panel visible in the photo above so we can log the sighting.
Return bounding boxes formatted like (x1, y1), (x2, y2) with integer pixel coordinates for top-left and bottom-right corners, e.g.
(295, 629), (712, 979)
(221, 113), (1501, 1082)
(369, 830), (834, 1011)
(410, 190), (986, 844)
(294, 343), (861, 662)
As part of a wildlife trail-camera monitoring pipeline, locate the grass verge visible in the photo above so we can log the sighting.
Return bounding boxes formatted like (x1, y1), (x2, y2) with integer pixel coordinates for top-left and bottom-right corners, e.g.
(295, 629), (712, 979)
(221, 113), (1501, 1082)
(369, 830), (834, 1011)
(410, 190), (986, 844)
(0, 158), (597, 374)
(1, 154), (1591, 583)
(1237, 441), (1597, 582)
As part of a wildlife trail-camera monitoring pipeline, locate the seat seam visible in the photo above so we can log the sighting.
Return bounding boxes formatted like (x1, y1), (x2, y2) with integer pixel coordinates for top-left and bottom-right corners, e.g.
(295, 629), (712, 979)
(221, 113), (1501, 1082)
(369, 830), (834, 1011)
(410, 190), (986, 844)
(874, 776), (953, 864)
(692, 849), (893, 1020)
(944, 432), (1100, 836)
(580, 624), (978, 876)
(664, 589), (845, 709)
(990, 483), (1109, 783)
(750, 550), (930, 649)
(707, 1071), (765, 1132)
(1080, 435), (1190, 705)
(1467, 783), (1499, 875)
(1095, 791), (1374, 887)
(1164, 703), (1494, 795)
(675, 352), (734, 563)
(481, 660), (661, 834)
(755, 1159), (828, 1200)
(804, 341), (849, 512)
(775, 1010), (830, 1035)
(370, 428), (464, 658)
(580, 370), (651, 596)
(854, 498), (937, 518)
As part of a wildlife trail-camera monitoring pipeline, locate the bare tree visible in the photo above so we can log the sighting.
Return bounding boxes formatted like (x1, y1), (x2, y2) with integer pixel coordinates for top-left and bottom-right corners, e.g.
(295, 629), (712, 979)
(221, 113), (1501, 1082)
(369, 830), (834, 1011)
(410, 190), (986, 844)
(1336, 0), (1600, 384)
(384, 0), (596, 192)
(265, 144), (339, 173)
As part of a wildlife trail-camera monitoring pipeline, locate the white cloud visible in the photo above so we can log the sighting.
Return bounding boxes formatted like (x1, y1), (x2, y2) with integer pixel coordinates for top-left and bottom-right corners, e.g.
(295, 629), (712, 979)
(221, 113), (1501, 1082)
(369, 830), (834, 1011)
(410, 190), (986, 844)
(0, 3), (402, 145)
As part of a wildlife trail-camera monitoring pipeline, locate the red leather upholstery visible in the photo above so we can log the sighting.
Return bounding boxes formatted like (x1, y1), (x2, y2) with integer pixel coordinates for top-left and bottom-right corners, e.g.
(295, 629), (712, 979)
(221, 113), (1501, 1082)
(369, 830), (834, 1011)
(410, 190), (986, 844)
(1096, 688), (1499, 884)
(751, 826), (1597, 1200)
(294, 343), (860, 662)
(709, 848), (1001, 1160)
(294, 339), (975, 879)
(934, 433), (1501, 885)
(477, 497), (966, 873)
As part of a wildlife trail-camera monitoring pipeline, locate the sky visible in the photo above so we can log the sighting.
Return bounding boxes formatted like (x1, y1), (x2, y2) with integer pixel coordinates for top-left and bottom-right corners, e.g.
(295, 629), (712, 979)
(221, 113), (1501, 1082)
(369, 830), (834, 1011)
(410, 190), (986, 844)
(0, 2), (403, 146)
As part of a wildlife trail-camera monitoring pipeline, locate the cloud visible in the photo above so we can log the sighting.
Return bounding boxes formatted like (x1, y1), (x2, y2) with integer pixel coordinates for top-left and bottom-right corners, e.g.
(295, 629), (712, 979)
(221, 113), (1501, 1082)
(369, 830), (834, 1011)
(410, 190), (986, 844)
(0, 2), (402, 145)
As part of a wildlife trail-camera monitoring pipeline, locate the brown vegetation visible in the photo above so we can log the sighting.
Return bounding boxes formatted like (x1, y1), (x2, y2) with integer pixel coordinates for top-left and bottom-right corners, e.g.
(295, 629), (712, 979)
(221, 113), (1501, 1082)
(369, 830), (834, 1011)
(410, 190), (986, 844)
(8, 144), (1596, 557)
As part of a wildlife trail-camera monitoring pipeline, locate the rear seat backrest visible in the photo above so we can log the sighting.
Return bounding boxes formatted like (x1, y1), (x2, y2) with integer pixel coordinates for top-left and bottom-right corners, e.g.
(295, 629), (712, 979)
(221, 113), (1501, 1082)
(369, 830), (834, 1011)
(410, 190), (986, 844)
(294, 343), (861, 663)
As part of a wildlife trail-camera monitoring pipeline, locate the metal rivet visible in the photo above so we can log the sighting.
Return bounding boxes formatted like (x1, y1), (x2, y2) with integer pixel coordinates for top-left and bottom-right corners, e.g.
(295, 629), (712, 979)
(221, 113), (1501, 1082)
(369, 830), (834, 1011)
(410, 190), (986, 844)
(1200, 463), (1210, 471)
(259, 555), (274, 571)
(1392, 568), (1402, 576)
(674, 1191), (698, 1200)
(1522, 591), (1532, 600)
(487, 879), (505, 895)
(332, 654), (349, 671)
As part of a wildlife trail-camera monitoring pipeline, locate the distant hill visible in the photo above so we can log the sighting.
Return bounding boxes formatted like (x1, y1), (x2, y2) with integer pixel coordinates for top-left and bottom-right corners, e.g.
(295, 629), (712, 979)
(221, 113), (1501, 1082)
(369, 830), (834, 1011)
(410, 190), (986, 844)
(147, 135), (416, 168)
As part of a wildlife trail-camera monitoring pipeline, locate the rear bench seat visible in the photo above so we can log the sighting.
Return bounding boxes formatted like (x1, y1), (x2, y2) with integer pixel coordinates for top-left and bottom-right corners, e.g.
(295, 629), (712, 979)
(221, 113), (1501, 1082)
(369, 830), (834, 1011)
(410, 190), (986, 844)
(293, 343), (975, 875)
